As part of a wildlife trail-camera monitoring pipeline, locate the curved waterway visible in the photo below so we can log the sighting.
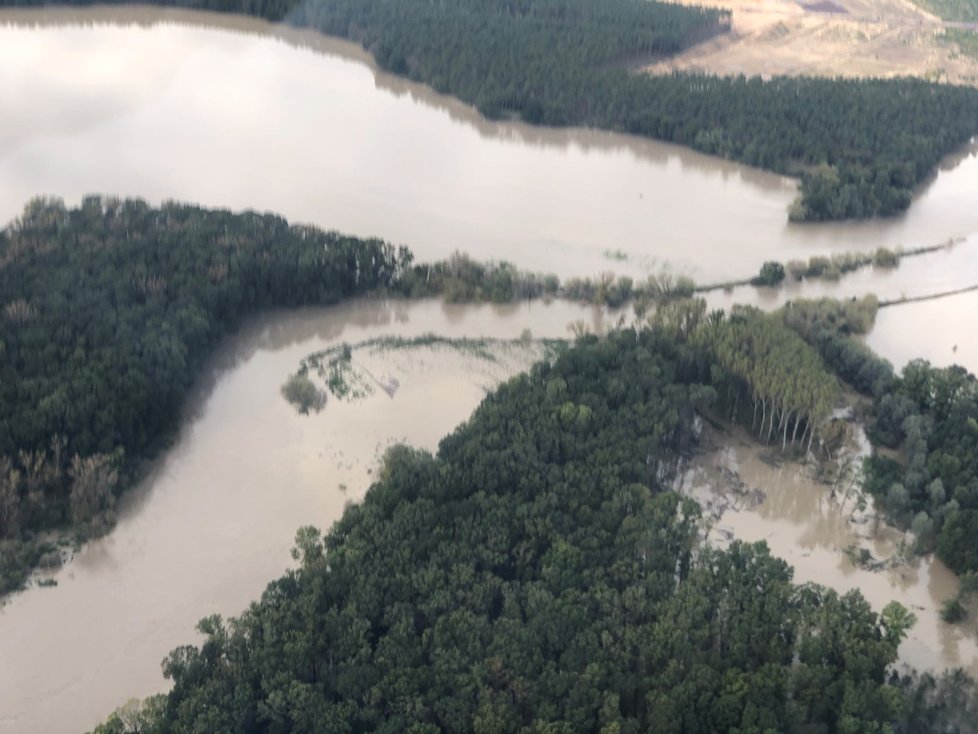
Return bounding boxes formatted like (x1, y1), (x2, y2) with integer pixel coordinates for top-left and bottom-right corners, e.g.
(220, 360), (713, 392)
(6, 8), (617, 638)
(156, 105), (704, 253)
(0, 298), (613, 734)
(3, 7), (978, 732)
(3, 5), (978, 284)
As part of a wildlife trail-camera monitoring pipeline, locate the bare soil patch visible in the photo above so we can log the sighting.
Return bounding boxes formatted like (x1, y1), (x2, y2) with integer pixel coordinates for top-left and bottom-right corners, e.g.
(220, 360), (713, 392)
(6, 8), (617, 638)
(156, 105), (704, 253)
(647, 0), (978, 86)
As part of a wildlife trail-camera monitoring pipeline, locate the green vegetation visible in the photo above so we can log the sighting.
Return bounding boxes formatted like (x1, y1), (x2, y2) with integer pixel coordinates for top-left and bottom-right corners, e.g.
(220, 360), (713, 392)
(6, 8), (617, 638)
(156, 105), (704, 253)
(94, 328), (920, 733)
(894, 669), (978, 733)
(780, 296), (893, 398)
(685, 303), (839, 452)
(6, 0), (978, 221)
(943, 28), (978, 60)
(866, 361), (978, 575)
(0, 196), (402, 594)
(396, 251), (560, 304)
(751, 260), (786, 287)
(281, 373), (328, 414)
(914, 0), (978, 22)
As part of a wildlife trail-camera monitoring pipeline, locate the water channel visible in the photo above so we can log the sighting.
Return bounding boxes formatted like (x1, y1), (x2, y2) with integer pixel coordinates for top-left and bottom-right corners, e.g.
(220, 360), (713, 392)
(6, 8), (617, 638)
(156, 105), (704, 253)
(2, 7), (978, 732)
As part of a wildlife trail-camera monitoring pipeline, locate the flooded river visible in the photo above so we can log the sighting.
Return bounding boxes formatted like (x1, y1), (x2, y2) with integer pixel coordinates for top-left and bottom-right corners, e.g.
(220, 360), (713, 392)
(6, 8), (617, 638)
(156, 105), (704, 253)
(2, 6), (978, 733)
(0, 298), (612, 734)
(3, 6), (978, 284)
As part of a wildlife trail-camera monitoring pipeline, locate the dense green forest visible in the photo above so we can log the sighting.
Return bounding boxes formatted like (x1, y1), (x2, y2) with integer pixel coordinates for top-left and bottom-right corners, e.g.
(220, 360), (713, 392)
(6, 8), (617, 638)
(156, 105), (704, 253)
(92, 328), (925, 733)
(0, 196), (405, 593)
(865, 360), (978, 575)
(6, 0), (978, 221)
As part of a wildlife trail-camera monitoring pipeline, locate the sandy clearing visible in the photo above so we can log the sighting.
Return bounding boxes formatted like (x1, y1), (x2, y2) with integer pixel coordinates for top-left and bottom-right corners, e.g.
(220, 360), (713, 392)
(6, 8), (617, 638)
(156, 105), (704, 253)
(645, 0), (978, 86)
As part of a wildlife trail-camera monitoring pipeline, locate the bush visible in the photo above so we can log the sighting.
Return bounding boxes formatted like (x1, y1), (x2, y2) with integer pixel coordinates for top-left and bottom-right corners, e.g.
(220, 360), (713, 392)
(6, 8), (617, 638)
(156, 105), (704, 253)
(752, 261), (786, 287)
(873, 247), (900, 268)
(281, 373), (327, 414)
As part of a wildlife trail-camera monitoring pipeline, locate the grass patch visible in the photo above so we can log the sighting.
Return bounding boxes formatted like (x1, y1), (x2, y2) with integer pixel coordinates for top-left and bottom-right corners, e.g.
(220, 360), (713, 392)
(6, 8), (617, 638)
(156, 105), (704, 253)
(913, 0), (978, 22)
(943, 27), (978, 59)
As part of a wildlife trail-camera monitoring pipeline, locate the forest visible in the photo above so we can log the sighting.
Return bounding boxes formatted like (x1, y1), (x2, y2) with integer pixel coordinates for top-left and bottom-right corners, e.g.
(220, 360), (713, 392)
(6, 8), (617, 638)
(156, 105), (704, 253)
(5, 0), (978, 221)
(0, 196), (406, 593)
(91, 328), (941, 734)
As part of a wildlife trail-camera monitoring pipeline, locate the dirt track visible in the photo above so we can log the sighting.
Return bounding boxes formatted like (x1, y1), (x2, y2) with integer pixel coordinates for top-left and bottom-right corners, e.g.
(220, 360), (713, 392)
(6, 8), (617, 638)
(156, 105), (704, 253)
(645, 0), (978, 86)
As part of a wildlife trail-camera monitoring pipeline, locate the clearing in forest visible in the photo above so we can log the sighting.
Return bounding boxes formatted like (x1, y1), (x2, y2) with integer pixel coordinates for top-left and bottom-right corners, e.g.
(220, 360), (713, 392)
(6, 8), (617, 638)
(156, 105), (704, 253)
(645, 0), (978, 86)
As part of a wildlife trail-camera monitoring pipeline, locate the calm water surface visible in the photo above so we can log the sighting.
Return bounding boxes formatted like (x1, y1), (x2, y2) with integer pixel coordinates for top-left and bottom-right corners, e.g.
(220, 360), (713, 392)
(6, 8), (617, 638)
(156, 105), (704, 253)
(2, 7), (978, 732)
(3, 6), (978, 284)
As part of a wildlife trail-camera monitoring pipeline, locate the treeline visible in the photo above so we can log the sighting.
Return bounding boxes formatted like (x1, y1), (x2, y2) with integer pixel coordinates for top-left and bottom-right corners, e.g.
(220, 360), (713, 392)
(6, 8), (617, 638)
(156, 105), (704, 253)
(0, 196), (404, 593)
(7, 0), (978, 220)
(93, 328), (920, 733)
(397, 250), (695, 309)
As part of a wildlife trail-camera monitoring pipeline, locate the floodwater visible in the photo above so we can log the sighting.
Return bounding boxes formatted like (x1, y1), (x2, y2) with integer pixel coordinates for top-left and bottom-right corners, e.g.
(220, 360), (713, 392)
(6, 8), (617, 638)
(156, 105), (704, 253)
(2, 6), (978, 284)
(2, 6), (978, 732)
(679, 427), (978, 677)
(0, 298), (612, 734)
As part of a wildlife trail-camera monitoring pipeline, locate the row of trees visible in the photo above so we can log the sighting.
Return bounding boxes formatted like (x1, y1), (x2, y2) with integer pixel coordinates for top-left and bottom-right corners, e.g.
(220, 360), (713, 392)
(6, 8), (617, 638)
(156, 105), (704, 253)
(693, 305), (839, 453)
(0, 195), (404, 592)
(93, 328), (922, 733)
(8, 0), (978, 220)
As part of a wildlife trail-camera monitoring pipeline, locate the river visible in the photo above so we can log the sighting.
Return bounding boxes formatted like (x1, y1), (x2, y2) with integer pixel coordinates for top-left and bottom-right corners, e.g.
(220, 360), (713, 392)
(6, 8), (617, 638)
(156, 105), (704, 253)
(2, 6), (978, 733)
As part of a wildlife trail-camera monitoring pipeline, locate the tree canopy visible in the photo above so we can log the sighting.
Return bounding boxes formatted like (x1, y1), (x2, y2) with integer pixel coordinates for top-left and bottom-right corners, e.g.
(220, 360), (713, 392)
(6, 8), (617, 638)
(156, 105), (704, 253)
(95, 328), (917, 733)
(0, 196), (403, 593)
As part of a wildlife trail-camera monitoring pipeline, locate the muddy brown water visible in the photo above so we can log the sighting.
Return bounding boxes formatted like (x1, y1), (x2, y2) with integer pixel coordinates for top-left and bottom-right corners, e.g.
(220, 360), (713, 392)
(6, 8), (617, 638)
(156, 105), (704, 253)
(0, 298), (613, 734)
(680, 429), (978, 679)
(2, 7), (978, 732)
(3, 6), (978, 284)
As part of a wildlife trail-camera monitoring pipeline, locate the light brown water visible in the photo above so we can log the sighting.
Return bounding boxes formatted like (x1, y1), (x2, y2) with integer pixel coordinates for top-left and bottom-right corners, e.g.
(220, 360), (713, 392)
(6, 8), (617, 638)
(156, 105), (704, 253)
(2, 6), (978, 284)
(2, 7), (978, 732)
(680, 427), (978, 677)
(0, 298), (612, 734)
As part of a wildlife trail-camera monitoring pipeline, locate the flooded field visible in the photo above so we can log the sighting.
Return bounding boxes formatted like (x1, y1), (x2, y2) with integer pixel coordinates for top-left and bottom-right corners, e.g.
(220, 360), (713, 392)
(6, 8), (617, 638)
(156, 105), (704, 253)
(2, 6), (978, 284)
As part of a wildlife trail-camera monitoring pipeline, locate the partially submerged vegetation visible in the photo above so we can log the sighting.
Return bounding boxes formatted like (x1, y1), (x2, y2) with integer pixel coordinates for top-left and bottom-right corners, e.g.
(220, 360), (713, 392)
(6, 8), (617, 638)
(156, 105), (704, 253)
(777, 294), (978, 594)
(284, 334), (567, 410)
